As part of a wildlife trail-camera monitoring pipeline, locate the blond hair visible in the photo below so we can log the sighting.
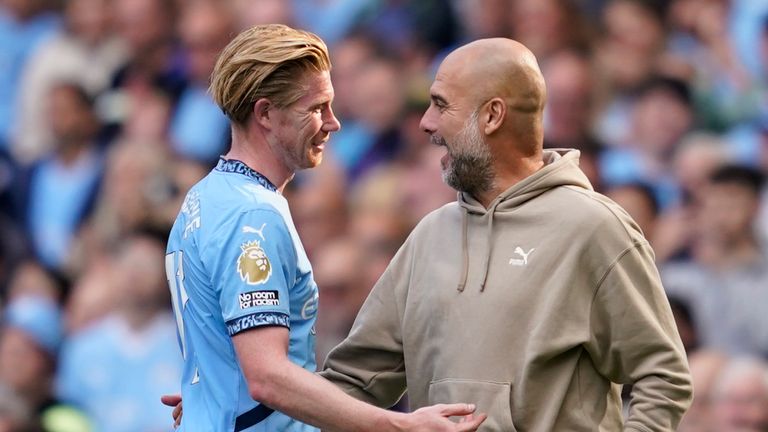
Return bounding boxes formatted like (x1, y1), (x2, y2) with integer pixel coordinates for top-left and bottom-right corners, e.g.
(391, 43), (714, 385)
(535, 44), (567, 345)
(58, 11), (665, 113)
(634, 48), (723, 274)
(210, 24), (331, 127)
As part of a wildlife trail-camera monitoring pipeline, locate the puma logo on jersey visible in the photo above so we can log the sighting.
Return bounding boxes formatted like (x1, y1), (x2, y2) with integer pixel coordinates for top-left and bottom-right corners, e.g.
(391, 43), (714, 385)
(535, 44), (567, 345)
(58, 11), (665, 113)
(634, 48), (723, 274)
(242, 223), (266, 240)
(509, 247), (535, 266)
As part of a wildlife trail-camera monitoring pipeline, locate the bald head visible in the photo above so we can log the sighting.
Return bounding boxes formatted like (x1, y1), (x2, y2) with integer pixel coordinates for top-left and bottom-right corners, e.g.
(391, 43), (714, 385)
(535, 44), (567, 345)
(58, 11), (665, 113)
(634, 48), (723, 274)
(420, 38), (548, 201)
(429, 38), (546, 156)
(442, 38), (546, 115)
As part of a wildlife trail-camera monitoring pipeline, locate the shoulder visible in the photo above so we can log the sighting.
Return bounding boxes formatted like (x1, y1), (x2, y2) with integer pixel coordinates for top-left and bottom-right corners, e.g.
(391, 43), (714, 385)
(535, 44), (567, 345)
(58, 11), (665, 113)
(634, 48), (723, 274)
(540, 186), (652, 269)
(411, 201), (462, 235)
(552, 185), (644, 243)
(192, 174), (287, 231)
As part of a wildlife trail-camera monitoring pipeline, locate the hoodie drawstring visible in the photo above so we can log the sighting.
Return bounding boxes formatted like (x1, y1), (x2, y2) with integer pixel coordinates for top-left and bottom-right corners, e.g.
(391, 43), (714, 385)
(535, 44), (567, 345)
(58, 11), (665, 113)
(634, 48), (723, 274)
(457, 207), (469, 292)
(457, 201), (499, 292)
(478, 202), (499, 292)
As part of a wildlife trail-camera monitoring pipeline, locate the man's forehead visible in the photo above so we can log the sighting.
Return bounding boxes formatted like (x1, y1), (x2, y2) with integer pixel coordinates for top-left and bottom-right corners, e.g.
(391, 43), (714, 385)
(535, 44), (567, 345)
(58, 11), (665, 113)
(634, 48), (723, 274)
(431, 63), (465, 100)
(297, 70), (334, 101)
(301, 70), (333, 89)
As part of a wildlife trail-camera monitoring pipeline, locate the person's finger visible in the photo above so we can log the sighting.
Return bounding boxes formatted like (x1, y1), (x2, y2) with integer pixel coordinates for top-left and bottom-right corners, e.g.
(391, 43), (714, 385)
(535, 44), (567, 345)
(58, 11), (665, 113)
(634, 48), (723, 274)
(172, 403), (182, 420)
(438, 403), (476, 417)
(161, 394), (182, 406)
(173, 404), (182, 428)
(455, 413), (487, 431)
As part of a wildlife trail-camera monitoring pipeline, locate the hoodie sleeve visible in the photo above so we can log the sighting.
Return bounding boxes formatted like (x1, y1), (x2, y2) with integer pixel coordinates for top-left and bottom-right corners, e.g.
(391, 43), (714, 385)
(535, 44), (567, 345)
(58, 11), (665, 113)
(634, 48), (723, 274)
(317, 240), (411, 408)
(585, 240), (693, 432)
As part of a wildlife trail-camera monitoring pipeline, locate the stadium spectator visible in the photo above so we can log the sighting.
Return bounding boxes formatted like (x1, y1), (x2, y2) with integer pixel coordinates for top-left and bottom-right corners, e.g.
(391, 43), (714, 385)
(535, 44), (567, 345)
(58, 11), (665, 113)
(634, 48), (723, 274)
(508, 0), (593, 61)
(62, 258), (116, 335)
(600, 76), (695, 208)
(541, 48), (604, 188)
(349, 99), (458, 227)
(19, 83), (104, 272)
(14, 0), (126, 163)
(98, 0), (184, 136)
(0, 294), (61, 412)
(311, 236), (369, 361)
(288, 161), (348, 260)
(663, 165), (768, 357)
(71, 141), (176, 272)
(169, 0), (234, 165)
(653, 132), (730, 262)
(677, 349), (728, 432)
(593, 0), (668, 147)
(711, 357), (768, 432)
(337, 56), (407, 182)
(0, 292), (90, 432)
(0, 0), (60, 150)
(56, 232), (181, 432)
(325, 32), (380, 175)
(606, 182), (660, 244)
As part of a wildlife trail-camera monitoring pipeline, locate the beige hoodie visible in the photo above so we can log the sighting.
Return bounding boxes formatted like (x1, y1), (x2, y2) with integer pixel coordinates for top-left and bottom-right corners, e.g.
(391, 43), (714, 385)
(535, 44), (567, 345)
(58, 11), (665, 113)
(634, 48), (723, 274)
(321, 149), (692, 431)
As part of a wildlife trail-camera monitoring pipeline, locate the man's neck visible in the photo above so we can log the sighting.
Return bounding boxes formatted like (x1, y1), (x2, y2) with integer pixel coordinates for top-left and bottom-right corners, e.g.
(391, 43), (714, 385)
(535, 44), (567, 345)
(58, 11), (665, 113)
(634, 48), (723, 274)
(474, 153), (545, 208)
(227, 127), (294, 192)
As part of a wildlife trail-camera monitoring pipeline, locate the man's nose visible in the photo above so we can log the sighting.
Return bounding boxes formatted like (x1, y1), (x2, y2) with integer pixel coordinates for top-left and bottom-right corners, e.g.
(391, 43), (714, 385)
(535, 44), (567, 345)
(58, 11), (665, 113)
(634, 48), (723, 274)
(419, 106), (435, 134)
(324, 106), (341, 132)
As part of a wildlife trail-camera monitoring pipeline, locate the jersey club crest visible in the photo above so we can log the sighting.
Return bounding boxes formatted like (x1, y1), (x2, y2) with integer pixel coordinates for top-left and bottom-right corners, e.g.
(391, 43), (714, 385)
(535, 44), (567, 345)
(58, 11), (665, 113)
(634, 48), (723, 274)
(237, 240), (272, 284)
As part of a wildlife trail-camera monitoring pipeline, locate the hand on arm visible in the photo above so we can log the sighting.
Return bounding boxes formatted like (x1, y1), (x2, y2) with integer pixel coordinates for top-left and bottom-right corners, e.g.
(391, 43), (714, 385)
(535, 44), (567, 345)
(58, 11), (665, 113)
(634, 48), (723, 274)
(233, 326), (486, 432)
(160, 394), (182, 429)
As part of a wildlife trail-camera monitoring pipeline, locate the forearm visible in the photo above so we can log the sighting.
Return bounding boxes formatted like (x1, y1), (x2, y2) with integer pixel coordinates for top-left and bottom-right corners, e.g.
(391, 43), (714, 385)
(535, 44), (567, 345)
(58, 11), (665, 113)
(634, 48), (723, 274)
(320, 340), (407, 408)
(251, 358), (404, 432)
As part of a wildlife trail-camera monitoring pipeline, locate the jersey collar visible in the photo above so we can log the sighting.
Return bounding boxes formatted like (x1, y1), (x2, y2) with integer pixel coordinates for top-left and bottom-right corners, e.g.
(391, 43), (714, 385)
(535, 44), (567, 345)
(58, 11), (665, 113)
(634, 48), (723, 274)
(215, 158), (278, 193)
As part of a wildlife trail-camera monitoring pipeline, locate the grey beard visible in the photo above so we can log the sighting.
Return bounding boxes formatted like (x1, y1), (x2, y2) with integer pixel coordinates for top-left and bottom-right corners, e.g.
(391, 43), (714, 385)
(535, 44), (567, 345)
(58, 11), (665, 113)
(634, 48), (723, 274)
(439, 113), (495, 196)
(443, 151), (494, 196)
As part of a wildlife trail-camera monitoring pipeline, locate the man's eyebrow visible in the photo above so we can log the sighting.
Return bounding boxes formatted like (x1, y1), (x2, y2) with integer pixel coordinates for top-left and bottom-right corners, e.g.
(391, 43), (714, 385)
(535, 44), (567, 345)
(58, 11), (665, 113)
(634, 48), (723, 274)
(430, 94), (448, 105)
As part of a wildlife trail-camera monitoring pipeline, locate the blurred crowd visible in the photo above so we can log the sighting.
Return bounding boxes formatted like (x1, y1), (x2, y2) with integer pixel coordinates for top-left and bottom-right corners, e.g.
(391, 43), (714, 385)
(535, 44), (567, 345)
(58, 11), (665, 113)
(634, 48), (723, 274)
(0, 0), (768, 431)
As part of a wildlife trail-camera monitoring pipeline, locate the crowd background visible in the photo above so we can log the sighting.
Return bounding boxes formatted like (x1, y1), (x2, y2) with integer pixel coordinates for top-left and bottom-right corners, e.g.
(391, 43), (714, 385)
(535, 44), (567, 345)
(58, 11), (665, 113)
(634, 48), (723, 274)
(1, 0), (768, 431)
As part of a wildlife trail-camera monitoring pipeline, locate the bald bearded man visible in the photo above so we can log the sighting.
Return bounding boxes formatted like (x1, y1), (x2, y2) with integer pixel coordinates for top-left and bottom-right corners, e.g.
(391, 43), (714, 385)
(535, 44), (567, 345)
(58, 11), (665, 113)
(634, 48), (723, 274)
(320, 38), (693, 431)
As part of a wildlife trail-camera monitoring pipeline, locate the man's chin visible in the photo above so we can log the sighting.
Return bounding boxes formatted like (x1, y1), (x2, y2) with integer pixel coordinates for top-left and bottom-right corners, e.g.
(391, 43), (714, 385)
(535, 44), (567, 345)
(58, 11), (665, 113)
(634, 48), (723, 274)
(303, 154), (323, 169)
(442, 171), (460, 192)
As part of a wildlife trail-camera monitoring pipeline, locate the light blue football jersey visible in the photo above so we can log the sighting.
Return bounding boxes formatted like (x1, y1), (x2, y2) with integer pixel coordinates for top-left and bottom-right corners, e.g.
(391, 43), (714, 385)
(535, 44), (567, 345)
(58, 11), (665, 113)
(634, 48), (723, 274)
(165, 158), (320, 432)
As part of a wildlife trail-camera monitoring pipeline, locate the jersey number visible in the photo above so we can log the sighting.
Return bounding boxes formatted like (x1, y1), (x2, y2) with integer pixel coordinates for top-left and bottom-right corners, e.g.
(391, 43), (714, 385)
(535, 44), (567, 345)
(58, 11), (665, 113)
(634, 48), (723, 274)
(165, 251), (189, 359)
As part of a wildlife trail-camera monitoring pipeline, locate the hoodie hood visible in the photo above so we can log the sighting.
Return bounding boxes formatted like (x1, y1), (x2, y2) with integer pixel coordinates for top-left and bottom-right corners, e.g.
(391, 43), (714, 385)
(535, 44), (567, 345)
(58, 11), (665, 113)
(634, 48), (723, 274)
(455, 149), (593, 292)
(458, 149), (593, 214)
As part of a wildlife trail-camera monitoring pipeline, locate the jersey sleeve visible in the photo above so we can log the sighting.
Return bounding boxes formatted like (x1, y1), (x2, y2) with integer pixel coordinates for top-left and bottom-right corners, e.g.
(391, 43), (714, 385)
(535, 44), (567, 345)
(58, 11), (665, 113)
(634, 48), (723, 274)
(206, 208), (298, 337)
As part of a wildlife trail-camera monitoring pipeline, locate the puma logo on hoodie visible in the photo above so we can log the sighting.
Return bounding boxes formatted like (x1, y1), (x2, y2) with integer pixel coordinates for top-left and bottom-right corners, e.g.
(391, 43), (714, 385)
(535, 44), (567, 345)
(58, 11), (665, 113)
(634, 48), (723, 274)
(509, 247), (535, 266)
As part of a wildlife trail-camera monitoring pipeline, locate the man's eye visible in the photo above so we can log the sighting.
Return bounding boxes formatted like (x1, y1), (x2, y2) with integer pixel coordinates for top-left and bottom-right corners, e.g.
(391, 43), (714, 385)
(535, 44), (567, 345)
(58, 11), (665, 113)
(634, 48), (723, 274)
(431, 100), (447, 111)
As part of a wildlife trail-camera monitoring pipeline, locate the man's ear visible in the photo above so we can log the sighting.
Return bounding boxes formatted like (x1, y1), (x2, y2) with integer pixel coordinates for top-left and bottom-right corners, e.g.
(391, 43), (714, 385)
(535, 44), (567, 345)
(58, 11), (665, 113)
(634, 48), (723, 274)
(253, 98), (272, 129)
(483, 98), (506, 135)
